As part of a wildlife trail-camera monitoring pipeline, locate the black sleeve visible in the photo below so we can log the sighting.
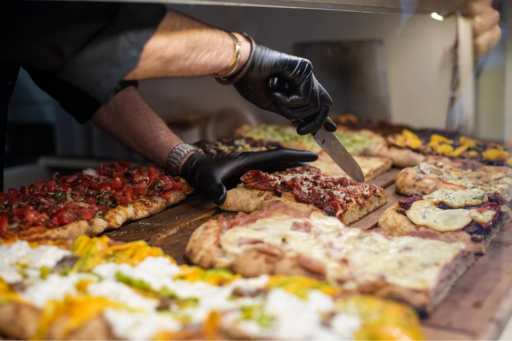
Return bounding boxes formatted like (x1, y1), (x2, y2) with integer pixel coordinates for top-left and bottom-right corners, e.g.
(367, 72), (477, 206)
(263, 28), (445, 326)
(3, 2), (166, 123)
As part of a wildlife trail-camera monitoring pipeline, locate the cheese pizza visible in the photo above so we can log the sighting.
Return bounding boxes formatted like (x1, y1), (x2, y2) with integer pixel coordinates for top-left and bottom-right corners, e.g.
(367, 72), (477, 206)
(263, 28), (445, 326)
(395, 161), (512, 202)
(220, 166), (387, 225)
(379, 188), (509, 253)
(0, 162), (193, 242)
(0, 236), (424, 340)
(186, 202), (472, 314)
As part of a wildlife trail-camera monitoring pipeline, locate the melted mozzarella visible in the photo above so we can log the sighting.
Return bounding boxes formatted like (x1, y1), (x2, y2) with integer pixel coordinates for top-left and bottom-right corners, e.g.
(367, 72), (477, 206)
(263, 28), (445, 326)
(22, 273), (97, 307)
(406, 200), (472, 231)
(221, 212), (464, 290)
(87, 280), (159, 312)
(0, 241), (70, 284)
(103, 309), (181, 340)
(423, 188), (488, 208)
(470, 209), (496, 224)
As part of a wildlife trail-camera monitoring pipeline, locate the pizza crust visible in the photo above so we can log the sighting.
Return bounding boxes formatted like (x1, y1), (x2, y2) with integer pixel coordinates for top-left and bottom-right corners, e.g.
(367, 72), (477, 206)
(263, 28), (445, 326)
(395, 167), (466, 196)
(220, 186), (387, 225)
(220, 187), (319, 216)
(17, 192), (187, 242)
(378, 204), (506, 254)
(0, 302), (41, 339)
(186, 219), (327, 281)
(313, 152), (392, 181)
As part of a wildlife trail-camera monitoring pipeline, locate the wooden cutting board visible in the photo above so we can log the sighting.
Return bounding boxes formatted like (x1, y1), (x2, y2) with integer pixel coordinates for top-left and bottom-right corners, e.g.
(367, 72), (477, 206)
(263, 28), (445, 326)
(104, 168), (512, 340)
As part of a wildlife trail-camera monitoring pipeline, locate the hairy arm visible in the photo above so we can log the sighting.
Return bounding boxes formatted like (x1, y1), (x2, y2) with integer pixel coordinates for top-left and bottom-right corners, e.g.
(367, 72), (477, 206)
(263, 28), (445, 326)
(124, 9), (251, 79)
(91, 86), (184, 169)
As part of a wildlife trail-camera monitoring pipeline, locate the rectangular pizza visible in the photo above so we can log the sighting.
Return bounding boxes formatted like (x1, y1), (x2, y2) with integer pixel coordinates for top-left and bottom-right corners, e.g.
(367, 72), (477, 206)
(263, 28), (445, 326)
(220, 166), (388, 225)
(0, 161), (193, 242)
(195, 137), (392, 181)
(0, 235), (424, 340)
(395, 160), (512, 202)
(186, 202), (473, 315)
(379, 188), (509, 254)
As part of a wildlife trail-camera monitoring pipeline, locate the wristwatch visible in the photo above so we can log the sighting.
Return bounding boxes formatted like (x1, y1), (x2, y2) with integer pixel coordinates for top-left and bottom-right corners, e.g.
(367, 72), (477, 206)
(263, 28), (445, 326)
(165, 144), (203, 176)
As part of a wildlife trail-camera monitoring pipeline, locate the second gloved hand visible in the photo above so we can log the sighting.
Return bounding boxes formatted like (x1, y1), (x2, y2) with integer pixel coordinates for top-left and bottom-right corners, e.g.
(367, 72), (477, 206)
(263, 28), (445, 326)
(180, 148), (318, 205)
(230, 37), (336, 135)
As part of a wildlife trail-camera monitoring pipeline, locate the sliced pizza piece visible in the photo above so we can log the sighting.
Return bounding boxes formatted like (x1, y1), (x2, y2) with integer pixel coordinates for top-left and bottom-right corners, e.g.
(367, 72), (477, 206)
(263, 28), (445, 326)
(220, 166), (387, 225)
(379, 189), (509, 254)
(194, 137), (392, 181)
(396, 161), (512, 202)
(187, 201), (472, 314)
(314, 151), (392, 181)
(234, 124), (385, 155)
(0, 236), (425, 340)
(0, 162), (193, 242)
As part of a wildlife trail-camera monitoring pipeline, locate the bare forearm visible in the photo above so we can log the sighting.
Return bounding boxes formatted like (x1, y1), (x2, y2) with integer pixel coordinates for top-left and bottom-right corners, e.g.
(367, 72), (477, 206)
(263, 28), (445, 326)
(91, 86), (180, 168)
(124, 10), (250, 79)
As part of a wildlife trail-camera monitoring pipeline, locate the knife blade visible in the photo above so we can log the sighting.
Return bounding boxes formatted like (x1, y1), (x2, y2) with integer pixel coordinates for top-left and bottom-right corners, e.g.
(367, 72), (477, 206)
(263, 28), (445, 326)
(267, 77), (364, 182)
(313, 126), (365, 183)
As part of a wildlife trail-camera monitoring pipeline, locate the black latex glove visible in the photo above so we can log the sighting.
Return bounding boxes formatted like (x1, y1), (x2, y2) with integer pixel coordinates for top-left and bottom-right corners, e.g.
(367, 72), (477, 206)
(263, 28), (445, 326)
(180, 149), (318, 205)
(232, 41), (336, 135)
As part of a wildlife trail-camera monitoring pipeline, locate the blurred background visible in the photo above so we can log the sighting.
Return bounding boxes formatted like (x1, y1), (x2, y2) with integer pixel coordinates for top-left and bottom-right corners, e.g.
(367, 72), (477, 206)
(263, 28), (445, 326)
(5, 0), (507, 188)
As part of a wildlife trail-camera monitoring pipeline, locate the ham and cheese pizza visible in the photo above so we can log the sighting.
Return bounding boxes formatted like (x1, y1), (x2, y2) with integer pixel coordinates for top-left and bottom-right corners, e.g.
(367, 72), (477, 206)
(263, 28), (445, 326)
(186, 202), (473, 314)
(0, 162), (193, 242)
(221, 166), (387, 225)
(379, 189), (509, 253)
(396, 161), (512, 202)
(0, 236), (425, 340)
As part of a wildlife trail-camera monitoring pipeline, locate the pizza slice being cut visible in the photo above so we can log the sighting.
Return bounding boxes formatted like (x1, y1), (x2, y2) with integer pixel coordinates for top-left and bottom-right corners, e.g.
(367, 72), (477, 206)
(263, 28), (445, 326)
(234, 124), (385, 155)
(186, 201), (473, 314)
(379, 188), (510, 254)
(395, 161), (512, 202)
(0, 236), (425, 340)
(220, 166), (387, 225)
(0, 162), (193, 242)
(195, 137), (392, 181)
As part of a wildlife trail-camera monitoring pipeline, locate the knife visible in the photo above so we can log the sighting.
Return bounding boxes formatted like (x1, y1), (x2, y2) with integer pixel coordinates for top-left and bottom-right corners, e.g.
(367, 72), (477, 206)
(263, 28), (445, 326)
(267, 78), (365, 182)
(312, 125), (365, 183)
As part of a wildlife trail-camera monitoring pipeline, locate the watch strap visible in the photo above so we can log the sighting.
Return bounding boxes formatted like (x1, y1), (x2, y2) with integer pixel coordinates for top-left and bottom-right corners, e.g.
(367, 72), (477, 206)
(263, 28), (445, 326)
(165, 144), (202, 176)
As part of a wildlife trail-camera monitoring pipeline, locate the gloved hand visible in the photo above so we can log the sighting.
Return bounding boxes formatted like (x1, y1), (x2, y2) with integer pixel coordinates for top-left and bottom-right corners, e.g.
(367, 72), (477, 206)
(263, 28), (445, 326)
(180, 149), (318, 205)
(227, 36), (336, 135)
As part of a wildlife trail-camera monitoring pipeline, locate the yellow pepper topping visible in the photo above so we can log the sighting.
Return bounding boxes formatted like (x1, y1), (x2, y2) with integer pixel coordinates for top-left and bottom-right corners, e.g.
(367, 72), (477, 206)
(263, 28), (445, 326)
(507, 157), (512, 167)
(459, 136), (476, 148)
(175, 266), (240, 286)
(267, 275), (340, 299)
(34, 294), (125, 340)
(483, 148), (509, 161)
(396, 130), (422, 150)
(429, 134), (453, 146)
(450, 145), (469, 157)
(336, 295), (425, 341)
(70, 236), (173, 272)
(468, 150), (479, 158)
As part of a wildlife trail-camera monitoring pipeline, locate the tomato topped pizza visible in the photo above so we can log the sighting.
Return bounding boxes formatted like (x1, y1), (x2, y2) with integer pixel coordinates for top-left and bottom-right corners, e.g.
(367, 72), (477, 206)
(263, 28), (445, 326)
(0, 162), (193, 241)
(220, 166), (387, 225)
(379, 188), (509, 253)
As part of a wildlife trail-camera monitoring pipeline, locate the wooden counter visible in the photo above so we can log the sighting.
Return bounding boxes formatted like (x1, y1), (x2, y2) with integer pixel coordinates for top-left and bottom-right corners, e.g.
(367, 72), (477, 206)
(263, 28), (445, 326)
(104, 168), (512, 340)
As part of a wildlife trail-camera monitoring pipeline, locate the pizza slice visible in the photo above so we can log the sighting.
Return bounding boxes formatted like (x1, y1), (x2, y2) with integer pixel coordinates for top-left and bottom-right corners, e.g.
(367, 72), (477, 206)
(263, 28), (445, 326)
(194, 137), (392, 181)
(0, 236), (425, 340)
(379, 188), (509, 253)
(381, 129), (512, 167)
(396, 161), (512, 202)
(234, 124), (385, 155)
(314, 152), (392, 181)
(0, 161), (193, 242)
(220, 166), (387, 225)
(186, 202), (472, 314)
